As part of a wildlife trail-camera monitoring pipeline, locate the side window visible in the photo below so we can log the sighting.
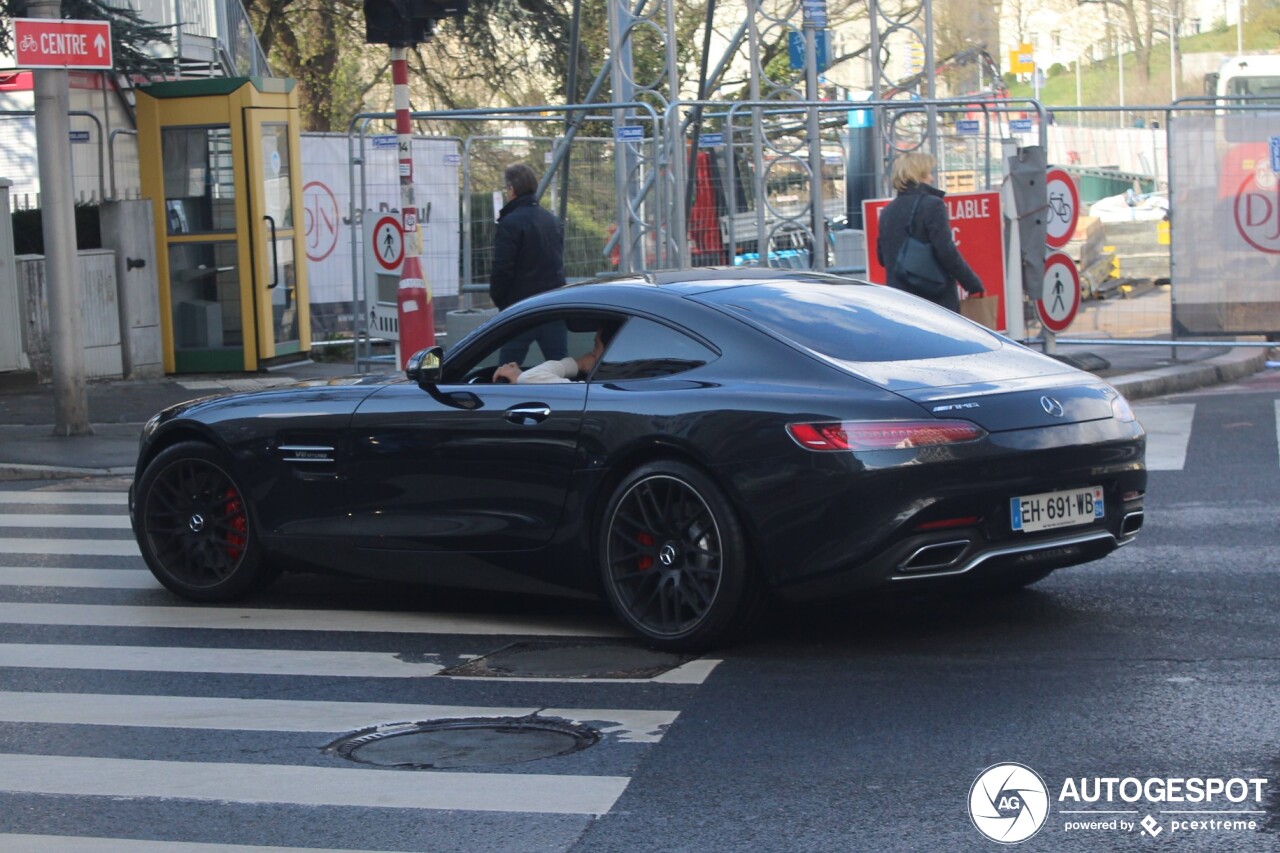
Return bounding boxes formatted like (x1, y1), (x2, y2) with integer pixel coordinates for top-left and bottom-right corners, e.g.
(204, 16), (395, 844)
(594, 318), (718, 381)
(444, 314), (611, 383)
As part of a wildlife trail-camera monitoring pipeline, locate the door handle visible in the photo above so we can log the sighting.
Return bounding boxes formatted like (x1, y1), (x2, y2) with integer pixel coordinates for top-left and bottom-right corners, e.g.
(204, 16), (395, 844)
(505, 405), (551, 425)
(263, 214), (279, 289)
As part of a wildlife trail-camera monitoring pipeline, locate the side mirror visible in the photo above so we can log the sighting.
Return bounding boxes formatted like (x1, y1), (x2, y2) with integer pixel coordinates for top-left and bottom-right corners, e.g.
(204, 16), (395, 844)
(405, 346), (444, 387)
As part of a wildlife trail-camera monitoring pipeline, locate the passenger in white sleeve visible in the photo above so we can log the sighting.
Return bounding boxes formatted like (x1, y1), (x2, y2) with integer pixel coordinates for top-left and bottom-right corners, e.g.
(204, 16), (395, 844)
(492, 330), (606, 384)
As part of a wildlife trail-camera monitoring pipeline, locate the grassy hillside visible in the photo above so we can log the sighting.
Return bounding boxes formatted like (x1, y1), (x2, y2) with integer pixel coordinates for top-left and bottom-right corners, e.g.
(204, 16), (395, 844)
(1006, 25), (1279, 107)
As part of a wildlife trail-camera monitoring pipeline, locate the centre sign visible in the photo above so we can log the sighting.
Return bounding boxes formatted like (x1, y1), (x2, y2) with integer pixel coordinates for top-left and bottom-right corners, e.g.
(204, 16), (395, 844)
(12, 19), (113, 70)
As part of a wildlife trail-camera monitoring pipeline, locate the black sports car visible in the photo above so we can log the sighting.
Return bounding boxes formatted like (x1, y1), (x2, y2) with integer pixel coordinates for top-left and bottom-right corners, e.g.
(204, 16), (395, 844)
(130, 269), (1146, 650)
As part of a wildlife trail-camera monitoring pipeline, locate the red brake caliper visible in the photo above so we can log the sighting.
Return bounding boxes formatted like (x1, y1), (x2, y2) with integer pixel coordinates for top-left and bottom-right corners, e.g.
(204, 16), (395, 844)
(636, 531), (654, 571)
(223, 487), (246, 560)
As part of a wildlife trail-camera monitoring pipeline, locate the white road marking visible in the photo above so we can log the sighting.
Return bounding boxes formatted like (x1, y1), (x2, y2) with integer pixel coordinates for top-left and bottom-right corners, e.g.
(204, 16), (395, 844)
(0, 567), (159, 588)
(0, 837), (406, 853)
(0, 753), (630, 815)
(0, 644), (445, 678)
(0, 691), (677, 743)
(0, 538), (140, 556)
(0, 602), (625, 637)
(0, 492), (127, 505)
(1133, 403), (1196, 470)
(0, 514), (132, 529)
(0, 691), (676, 742)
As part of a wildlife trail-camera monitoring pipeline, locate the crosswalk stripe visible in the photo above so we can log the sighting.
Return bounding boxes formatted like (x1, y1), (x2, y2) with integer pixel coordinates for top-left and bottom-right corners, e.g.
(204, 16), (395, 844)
(0, 567), (158, 588)
(0, 514), (132, 529)
(0, 836), (406, 853)
(0, 492), (127, 505)
(0, 538), (139, 556)
(0, 754), (630, 815)
(0, 644), (445, 678)
(1133, 403), (1196, 471)
(0, 692), (678, 742)
(0, 641), (720, 685)
(0, 602), (625, 637)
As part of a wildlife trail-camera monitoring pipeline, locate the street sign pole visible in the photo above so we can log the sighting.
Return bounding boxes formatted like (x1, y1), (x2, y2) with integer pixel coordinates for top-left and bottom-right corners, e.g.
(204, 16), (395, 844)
(391, 47), (433, 370)
(28, 0), (90, 435)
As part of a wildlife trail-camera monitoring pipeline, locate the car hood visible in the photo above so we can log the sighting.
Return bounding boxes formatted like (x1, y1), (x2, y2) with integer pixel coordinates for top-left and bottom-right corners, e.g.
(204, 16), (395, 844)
(837, 344), (1118, 431)
(155, 373), (403, 421)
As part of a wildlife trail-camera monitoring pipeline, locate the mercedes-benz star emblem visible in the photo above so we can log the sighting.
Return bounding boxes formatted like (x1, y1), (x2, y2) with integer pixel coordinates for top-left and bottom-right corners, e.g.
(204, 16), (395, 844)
(1040, 395), (1065, 417)
(188, 513), (205, 533)
(659, 543), (678, 567)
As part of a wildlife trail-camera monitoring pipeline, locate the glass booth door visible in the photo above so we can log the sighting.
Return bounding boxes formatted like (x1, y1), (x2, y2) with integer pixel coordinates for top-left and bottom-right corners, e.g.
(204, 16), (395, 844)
(245, 108), (302, 361)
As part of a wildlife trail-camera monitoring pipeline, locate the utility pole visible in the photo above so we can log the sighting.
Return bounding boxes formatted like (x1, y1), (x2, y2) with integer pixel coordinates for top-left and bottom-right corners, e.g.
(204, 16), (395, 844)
(30, 0), (91, 436)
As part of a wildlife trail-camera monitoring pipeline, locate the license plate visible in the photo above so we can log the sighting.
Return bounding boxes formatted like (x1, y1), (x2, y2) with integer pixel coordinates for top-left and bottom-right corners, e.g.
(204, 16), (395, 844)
(1010, 486), (1104, 533)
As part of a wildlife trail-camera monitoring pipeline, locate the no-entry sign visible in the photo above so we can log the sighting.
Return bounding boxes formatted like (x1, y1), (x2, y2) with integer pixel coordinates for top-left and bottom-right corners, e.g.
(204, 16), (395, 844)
(13, 19), (113, 70)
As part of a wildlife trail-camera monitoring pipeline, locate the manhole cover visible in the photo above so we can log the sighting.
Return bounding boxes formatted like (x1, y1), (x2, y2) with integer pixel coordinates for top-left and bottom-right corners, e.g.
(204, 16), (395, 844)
(326, 717), (599, 769)
(440, 639), (696, 679)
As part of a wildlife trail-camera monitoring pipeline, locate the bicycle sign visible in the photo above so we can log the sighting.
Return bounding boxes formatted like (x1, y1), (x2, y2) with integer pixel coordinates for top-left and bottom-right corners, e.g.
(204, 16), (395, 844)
(1044, 167), (1080, 249)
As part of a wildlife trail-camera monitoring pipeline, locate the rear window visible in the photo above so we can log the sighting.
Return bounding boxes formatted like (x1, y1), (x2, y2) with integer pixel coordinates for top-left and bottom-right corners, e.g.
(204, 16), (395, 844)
(696, 281), (1000, 362)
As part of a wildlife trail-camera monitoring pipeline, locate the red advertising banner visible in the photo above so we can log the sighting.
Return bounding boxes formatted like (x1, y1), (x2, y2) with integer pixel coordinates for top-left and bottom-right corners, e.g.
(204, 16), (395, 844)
(12, 19), (113, 70)
(862, 190), (1006, 331)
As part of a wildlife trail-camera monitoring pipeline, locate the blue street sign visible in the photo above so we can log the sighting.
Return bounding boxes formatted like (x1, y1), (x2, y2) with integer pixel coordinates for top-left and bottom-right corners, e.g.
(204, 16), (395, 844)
(1010, 118), (1034, 132)
(68, 130), (90, 143)
(956, 120), (981, 135)
(787, 29), (829, 72)
(371, 135), (397, 149)
(617, 126), (645, 142)
(1271, 135), (1280, 174)
(698, 133), (724, 148)
(801, 0), (827, 27)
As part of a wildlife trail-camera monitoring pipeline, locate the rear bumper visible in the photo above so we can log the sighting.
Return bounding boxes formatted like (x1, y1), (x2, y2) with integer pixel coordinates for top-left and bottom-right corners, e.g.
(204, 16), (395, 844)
(775, 492), (1144, 602)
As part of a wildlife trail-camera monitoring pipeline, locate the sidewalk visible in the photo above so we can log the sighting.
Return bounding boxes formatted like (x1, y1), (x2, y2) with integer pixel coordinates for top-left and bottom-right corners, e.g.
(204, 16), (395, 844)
(0, 342), (1272, 482)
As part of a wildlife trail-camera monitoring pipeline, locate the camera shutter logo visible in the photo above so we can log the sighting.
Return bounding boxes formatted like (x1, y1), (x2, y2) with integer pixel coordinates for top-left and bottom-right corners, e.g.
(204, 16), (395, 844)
(969, 763), (1050, 844)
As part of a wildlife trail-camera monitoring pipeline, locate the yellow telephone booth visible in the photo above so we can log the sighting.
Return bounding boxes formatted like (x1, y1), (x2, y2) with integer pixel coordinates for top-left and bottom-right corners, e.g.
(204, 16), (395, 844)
(136, 78), (311, 373)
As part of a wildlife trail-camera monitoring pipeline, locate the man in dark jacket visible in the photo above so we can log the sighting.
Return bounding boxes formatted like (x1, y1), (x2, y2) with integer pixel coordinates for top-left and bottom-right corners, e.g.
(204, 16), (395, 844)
(876, 152), (985, 313)
(491, 163), (568, 363)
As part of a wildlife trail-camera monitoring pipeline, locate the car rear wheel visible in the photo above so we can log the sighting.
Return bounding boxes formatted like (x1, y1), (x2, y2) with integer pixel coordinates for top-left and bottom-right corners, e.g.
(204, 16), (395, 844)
(599, 461), (754, 651)
(135, 441), (277, 601)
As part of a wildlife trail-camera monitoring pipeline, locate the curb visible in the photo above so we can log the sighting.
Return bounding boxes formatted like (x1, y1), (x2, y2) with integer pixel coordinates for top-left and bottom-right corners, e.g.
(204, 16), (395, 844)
(1108, 347), (1271, 401)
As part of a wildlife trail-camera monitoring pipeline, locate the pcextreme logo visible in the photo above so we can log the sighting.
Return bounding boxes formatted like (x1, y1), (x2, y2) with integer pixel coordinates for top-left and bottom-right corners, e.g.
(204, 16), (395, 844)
(968, 763), (1270, 844)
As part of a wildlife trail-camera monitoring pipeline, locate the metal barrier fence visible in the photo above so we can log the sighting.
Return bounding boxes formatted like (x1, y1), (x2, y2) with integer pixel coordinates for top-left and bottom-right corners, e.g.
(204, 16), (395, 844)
(0, 110), (110, 207)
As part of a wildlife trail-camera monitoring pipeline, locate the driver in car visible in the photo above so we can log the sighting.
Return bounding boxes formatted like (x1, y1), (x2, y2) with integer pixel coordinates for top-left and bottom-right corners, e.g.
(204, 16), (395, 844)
(493, 330), (607, 384)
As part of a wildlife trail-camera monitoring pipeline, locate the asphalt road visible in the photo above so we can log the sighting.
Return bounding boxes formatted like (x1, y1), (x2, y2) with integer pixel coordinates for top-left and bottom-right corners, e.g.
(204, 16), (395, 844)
(0, 372), (1278, 852)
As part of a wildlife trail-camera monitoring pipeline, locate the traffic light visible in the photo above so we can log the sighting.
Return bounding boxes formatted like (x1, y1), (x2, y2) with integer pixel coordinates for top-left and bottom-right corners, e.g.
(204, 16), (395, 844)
(363, 0), (468, 46)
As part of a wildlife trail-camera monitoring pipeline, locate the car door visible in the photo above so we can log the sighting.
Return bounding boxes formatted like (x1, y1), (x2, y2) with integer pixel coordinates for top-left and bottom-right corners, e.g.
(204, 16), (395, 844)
(345, 314), (599, 553)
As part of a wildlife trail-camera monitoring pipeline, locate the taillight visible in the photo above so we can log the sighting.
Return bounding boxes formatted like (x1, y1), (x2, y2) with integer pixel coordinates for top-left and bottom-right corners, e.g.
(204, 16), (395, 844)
(786, 420), (987, 451)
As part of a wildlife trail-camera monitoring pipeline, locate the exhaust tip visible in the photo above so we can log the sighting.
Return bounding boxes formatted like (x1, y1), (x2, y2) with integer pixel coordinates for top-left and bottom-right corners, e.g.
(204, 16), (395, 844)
(1120, 510), (1144, 537)
(899, 539), (971, 573)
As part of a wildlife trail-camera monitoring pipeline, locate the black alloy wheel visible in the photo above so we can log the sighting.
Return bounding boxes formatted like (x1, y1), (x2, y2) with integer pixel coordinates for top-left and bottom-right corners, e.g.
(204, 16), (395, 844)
(600, 460), (754, 651)
(135, 441), (277, 601)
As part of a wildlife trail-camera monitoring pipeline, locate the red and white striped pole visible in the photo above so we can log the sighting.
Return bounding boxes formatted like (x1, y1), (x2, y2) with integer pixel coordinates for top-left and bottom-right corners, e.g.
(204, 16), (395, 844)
(391, 47), (434, 368)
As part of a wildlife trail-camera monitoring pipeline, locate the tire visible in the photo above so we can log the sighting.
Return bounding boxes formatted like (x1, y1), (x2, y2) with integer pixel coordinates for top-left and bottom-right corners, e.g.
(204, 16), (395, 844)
(135, 441), (278, 602)
(598, 460), (756, 651)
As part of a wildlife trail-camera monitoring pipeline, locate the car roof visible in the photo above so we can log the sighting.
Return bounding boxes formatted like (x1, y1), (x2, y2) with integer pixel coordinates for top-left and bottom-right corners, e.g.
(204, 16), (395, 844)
(566, 267), (868, 295)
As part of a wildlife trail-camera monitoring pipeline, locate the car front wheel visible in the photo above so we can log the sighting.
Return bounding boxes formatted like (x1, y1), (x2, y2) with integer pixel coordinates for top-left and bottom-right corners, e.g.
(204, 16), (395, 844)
(135, 441), (277, 602)
(599, 460), (755, 651)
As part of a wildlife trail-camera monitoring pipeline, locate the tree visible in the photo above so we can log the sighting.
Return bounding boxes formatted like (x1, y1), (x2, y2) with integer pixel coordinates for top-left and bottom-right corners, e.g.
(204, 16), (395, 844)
(1077, 0), (1158, 86)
